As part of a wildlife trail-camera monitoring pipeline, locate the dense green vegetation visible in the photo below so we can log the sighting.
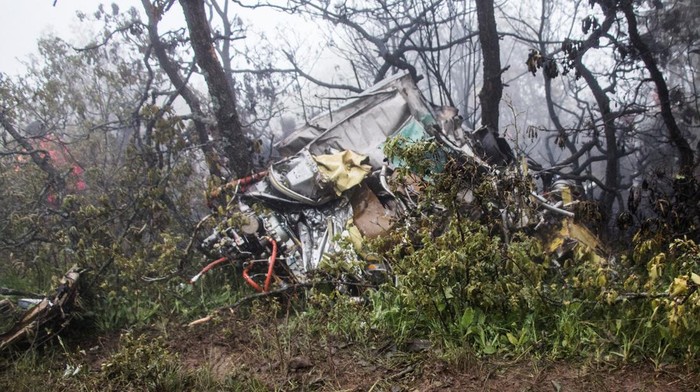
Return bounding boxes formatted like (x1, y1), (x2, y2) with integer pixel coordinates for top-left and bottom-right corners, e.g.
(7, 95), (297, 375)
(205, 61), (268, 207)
(2, 184), (698, 390)
(2, 139), (698, 381)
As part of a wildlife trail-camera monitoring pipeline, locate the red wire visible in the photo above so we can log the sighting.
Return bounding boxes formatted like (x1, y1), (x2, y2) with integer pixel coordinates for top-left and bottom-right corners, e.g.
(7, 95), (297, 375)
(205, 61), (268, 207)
(263, 238), (277, 292)
(202, 257), (228, 274)
(242, 238), (277, 293)
(233, 170), (268, 192)
(190, 257), (229, 284)
(243, 263), (263, 292)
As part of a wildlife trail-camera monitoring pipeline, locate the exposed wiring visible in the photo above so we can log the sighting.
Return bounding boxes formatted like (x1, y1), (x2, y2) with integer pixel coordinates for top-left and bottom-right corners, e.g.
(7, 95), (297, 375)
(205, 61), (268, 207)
(263, 238), (277, 292)
(210, 170), (268, 203)
(380, 162), (399, 200)
(242, 262), (262, 292)
(242, 238), (278, 292)
(189, 257), (229, 284)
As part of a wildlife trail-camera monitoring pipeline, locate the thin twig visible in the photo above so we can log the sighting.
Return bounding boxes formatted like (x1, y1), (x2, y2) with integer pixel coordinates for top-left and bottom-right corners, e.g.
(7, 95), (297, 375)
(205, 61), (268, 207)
(186, 282), (313, 327)
(0, 287), (44, 298)
(179, 214), (213, 271)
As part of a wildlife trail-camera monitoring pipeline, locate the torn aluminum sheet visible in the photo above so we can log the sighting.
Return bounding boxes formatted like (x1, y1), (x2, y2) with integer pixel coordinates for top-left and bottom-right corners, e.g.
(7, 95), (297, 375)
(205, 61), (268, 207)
(542, 217), (608, 271)
(314, 150), (372, 196)
(275, 72), (507, 170)
(470, 127), (514, 166)
(265, 149), (371, 206)
(349, 183), (395, 238)
(277, 72), (440, 170)
(268, 149), (335, 205)
(386, 116), (448, 175)
(200, 195), (363, 288)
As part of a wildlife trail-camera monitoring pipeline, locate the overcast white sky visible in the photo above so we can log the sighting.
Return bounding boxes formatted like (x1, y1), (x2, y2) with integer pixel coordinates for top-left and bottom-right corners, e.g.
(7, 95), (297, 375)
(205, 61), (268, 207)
(0, 0), (141, 74)
(0, 1), (330, 77)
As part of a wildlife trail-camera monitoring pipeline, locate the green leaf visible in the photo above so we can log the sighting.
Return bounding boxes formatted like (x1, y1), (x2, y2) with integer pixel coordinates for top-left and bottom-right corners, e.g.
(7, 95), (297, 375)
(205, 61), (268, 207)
(506, 332), (519, 346)
(691, 273), (700, 286)
(460, 308), (475, 329)
(444, 286), (454, 299)
(482, 345), (496, 354)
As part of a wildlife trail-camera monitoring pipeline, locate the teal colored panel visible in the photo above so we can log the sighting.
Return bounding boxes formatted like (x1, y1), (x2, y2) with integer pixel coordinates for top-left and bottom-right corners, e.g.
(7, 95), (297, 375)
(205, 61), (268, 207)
(386, 118), (446, 175)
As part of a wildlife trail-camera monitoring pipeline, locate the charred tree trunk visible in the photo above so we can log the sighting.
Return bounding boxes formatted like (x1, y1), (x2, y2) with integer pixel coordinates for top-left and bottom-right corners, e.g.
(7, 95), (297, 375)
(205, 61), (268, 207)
(576, 63), (618, 222)
(475, 0), (503, 135)
(536, 0), (583, 176)
(179, 0), (252, 178)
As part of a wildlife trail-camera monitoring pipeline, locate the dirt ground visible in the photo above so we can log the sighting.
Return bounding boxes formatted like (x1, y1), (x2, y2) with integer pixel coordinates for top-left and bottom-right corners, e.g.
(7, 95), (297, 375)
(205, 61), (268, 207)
(89, 313), (697, 392)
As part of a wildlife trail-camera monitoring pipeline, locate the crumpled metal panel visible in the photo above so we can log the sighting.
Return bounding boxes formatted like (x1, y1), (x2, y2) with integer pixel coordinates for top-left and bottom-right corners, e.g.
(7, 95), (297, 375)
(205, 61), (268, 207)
(305, 91), (413, 169)
(350, 183), (394, 238)
(276, 72), (438, 170)
(201, 72), (585, 293)
(277, 91), (397, 156)
(268, 149), (334, 205)
(298, 199), (354, 272)
(267, 149), (373, 205)
(0, 266), (81, 350)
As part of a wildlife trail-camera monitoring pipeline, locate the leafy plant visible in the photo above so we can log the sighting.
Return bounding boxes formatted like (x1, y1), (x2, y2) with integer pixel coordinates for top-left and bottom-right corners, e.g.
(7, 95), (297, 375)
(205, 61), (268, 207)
(100, 332), (183, 391)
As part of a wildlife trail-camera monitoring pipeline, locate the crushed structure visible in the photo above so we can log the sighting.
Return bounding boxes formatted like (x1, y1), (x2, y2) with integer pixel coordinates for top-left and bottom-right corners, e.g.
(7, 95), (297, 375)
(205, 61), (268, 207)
(197, 72), (597, 293)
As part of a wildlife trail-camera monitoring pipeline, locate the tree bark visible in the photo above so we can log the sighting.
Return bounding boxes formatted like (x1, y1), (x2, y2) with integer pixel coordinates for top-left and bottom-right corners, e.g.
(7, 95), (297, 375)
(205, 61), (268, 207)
(142, 0), (222, 179)
(620, 0), (695, 174)
(179, 0), (252, 178)
(475, 0), (503, 135)
(574, 13), (618, 223)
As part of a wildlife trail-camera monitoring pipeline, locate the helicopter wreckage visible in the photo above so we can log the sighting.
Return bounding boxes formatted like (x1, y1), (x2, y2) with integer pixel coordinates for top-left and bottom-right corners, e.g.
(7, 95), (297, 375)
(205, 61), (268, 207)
(194, 72), (596, 295)
(1, 73), (601, 348)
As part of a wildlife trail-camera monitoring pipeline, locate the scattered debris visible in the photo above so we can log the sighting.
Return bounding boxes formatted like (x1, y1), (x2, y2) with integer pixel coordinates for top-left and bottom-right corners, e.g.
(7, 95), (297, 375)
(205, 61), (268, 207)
(545, 217), (605, 260)
(0, 265), (82, 350)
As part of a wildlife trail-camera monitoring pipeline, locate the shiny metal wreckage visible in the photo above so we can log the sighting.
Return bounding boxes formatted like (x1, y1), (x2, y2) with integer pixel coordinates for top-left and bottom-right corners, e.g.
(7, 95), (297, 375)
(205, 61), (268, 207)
(196, 72), (597, 294)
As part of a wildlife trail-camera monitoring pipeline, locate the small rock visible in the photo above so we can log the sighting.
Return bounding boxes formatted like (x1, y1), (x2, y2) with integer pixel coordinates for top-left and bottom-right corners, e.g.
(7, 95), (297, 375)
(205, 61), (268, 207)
(405, 339), (432, 353)
(288, 356), (313, 371)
